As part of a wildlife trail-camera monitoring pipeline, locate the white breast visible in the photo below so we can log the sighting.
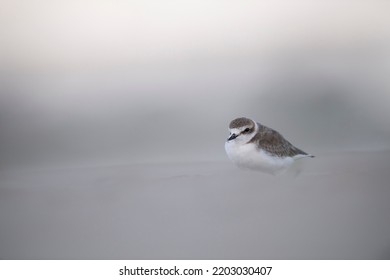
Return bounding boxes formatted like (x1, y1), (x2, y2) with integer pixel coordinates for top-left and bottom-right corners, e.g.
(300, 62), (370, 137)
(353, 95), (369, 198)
(225, 140), (294, 175)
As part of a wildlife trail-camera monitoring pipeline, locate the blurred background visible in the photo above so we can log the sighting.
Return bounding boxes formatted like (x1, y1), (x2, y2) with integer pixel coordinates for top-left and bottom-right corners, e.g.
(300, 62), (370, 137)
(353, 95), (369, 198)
(1, 0), (390, 260)
(1, 0), (389, 168)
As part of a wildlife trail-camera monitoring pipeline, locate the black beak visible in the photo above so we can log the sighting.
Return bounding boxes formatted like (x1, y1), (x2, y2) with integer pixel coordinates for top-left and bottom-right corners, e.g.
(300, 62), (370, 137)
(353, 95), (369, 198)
(227, 133), (238, 141)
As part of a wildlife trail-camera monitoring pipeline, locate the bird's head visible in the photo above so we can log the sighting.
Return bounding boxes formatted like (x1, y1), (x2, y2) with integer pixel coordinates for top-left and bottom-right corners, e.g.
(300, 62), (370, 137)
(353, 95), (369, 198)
(226, 117), (257, 143)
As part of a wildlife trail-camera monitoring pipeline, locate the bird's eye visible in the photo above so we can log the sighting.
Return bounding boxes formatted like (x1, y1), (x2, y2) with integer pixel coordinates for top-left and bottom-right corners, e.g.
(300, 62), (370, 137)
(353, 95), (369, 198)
(244, 128), (250, 133)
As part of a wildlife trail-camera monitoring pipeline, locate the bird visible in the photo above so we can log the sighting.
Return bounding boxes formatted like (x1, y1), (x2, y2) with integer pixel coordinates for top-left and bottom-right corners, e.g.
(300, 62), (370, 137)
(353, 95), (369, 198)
(225, 117), (314, 175)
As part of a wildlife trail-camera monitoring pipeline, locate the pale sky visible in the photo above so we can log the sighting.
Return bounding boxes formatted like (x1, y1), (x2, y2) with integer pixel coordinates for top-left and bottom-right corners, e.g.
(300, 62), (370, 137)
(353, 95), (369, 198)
(1, 0), (389, 68)
(1, 1), (389, 166)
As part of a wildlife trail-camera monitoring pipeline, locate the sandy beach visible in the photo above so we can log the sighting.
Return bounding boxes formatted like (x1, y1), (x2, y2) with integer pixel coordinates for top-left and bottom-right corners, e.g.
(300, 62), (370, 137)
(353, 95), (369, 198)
(1, 150), (389, 259)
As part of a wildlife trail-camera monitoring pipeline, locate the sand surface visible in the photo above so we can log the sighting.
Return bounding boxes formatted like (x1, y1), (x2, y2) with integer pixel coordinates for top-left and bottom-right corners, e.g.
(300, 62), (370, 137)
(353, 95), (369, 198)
(1, 150), (390, 259)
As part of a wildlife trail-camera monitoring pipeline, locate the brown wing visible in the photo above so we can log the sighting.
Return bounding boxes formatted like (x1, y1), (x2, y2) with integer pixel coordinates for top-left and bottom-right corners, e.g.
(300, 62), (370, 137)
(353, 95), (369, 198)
(249, 125), (309, 158)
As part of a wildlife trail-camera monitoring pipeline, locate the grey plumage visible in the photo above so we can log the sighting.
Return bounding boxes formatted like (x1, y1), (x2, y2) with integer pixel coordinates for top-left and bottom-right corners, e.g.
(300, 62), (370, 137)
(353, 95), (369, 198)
(249, 122), (313, 158)
(229, 117), (254, 129)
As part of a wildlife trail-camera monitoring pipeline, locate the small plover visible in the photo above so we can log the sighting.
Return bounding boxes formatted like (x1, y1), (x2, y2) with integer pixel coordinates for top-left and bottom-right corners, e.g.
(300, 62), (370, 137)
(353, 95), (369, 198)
(225, 117), (314, 175)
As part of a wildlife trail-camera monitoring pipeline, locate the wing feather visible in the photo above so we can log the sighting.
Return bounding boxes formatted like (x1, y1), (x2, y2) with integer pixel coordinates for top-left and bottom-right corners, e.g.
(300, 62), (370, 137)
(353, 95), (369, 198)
(249, 124), (310, 158)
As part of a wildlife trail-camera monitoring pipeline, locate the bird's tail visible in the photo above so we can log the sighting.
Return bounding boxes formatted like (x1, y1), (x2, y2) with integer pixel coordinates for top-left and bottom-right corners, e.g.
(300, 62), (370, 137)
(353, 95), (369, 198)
(293, 153), (315, 160)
